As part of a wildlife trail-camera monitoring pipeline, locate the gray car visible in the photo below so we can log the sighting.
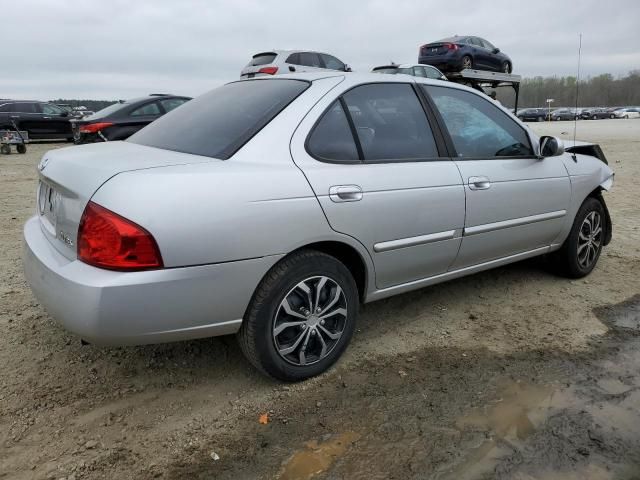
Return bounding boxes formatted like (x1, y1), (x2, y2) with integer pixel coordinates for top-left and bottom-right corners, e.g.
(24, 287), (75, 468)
(372, 63), (447, 80)
(23, 73), (614, 381)
(240, 50), (350, 78)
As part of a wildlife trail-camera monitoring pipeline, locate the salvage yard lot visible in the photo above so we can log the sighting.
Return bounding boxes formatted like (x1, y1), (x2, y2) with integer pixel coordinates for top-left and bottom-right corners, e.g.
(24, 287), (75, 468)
(1, 120), (639, 479)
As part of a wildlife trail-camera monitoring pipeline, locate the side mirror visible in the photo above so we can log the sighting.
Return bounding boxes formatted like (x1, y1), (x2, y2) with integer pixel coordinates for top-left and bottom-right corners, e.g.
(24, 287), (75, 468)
(492, 48), (500, 54)
(539, 136), (565, 158)
(344, 64), (352, 72)
(60, 111), (69, 117)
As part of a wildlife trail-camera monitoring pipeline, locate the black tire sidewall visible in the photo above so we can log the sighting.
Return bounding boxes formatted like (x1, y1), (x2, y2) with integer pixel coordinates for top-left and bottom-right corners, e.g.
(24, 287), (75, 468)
(562, 197), (605, 278)
(243, 252), (358, 381)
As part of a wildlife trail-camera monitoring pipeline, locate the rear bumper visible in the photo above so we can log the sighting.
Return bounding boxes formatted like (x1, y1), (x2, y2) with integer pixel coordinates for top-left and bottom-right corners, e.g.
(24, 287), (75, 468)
(23, 216), (282, 346)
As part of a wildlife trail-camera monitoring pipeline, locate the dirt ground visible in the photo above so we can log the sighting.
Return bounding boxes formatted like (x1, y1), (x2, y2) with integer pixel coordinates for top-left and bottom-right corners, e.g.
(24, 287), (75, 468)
(1, 120), (639, 480)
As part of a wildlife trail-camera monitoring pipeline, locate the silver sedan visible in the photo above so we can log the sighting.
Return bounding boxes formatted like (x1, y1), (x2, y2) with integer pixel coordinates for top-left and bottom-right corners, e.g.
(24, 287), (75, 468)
(23, 73), (614, 381)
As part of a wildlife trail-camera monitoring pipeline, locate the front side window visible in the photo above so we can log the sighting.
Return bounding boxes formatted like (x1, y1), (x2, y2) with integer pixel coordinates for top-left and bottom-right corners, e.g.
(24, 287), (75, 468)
(321, 54), (345, 71)
(425, 85), (533, 158)
(131, 102), (161, 116)
(41, 103), (64, 115)
(343, 83), (440, 161)
(424, 66), (445, 80)
(307, 101), (359, 162)
(129, 79), (309, 159)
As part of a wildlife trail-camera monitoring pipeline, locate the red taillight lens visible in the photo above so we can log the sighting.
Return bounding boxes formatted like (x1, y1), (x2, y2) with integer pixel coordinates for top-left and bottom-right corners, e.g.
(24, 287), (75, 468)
(77, 201), (163, 271)
(79, 122), (113, 133)
(446, 43), (459, 51)
(258, 66), (278, 75)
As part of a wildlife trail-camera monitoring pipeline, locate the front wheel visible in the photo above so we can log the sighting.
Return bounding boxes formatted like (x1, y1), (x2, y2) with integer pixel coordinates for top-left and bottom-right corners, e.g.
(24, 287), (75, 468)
(238, 250), (358, 381)
(502, 61), (512, 73)
(552, 197), (605, 278)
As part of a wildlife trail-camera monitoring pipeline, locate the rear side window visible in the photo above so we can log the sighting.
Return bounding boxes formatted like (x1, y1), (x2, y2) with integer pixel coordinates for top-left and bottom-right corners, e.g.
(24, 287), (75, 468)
(286, 53), (300, 65)
(343, 83), (440, 162)
(424, 66), (444, 79)
(425, 85), (533, 158)
(307, 101), (359, 162)
(0, 103), (12, 112)
(299, 52), (322, 68)
(14, 103), (37, 113)
(128, 79), (310, 159)
(160, 98), (189, 112)
(247, 53), (277, 66)
(131, 102), (161, 116)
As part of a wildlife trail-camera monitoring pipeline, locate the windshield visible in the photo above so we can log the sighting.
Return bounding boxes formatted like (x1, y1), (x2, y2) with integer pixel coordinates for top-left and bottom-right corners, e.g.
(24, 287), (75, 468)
(246, 53), (277, 66)
(128, 79), (310, 159)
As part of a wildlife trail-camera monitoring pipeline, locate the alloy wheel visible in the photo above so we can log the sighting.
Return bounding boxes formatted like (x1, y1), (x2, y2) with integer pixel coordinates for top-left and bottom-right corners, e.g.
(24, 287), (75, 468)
(272, 276), (348, 366)
(577, 211), (602, 269)
(462, 57), (472, 69)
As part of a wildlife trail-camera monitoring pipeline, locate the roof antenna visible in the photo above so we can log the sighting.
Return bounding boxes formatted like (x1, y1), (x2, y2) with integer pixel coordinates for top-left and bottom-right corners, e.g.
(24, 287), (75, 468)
(572, 33), (582, 162)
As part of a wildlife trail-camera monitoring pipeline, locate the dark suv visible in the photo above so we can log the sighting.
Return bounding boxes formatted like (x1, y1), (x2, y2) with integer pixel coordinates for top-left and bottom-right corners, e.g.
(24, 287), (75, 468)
(72, 94), (191, 144)
(0, 100), (72, 140)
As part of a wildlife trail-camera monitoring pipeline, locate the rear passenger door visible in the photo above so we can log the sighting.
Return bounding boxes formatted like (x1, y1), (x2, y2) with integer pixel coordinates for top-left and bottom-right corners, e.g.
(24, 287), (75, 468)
(291, 81), (466, 290)
(423, 85), (570, 269)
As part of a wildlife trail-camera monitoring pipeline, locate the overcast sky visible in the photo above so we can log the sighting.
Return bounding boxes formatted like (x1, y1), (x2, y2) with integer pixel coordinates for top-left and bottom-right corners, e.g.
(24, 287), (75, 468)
(2, 0), (639, 100)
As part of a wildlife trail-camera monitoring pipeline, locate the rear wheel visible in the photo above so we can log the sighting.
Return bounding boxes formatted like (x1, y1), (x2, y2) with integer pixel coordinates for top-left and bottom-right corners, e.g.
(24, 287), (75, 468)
(16, 144), (26, 154)
(461, 55), (473, 70)
(238, 250), (358, 381)
(0, 144), (10, 155)
(609, 114), (615, 119)
(537, 116), (544, 122)
(552, 197), (605, 278)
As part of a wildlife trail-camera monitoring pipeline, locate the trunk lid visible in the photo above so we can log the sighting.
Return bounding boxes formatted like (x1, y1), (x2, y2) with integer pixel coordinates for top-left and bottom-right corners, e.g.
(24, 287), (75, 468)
(420, 43), (448, 56)
(36, 141), (215, 260)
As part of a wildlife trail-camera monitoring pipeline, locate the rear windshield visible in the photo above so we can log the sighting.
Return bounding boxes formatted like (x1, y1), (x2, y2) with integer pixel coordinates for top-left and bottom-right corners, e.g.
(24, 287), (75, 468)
(87, 102), (125, 119)
(128, 79), (310, 159)
(247, 53), (277, 66)
(372, 68), (398, 74)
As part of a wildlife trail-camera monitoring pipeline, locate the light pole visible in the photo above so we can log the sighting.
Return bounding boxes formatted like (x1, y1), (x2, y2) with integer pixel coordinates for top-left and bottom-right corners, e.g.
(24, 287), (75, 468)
(546, 98), (554, 122)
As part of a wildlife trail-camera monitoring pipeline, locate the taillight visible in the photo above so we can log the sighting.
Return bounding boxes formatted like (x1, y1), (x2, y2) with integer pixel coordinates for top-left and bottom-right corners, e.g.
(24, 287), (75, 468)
(77, 201), (163, 271)
(258, 66), (278, 75)
(446, 43), (459, 51)
(79, 122), (113, 133)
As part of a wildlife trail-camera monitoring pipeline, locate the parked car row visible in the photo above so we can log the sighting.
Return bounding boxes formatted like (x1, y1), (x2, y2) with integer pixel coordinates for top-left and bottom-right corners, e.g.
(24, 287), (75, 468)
(516, 106), (640, 122)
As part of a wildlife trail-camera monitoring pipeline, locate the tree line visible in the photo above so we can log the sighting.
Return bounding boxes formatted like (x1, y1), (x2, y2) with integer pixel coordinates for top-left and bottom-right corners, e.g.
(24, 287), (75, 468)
(50, 70), (640, 112)
(498, 71), (640, 109)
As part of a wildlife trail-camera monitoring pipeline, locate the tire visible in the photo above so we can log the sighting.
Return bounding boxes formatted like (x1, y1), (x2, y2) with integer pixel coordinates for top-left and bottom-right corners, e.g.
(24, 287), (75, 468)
(537, 116), (544, 122)
(0, 144), (10, 155)
(610, 114), (615, 119)
(502, 61), (512, 74)
(16, 143), (26, 154)
(238, 249), (358, 381)
(461, 55), (473, 70)
(552, 197), (606, 278)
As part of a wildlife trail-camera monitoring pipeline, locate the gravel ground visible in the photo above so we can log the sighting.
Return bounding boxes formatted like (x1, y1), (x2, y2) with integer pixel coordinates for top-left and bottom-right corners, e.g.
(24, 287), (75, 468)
(1, 119), (639, 480)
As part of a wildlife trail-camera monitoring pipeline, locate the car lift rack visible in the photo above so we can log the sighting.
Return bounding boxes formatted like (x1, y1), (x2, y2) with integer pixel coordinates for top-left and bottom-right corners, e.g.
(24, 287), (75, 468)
(445, 69), (522, 111)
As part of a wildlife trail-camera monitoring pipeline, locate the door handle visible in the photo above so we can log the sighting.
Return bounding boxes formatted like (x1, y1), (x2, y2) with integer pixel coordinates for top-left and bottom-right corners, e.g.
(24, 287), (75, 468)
(43, 116), (51, 119)
(289, 65), (296, 72)
(10, 115), (19, 119)
(468, 176), (491, 190)
(329, 185), (363, 203)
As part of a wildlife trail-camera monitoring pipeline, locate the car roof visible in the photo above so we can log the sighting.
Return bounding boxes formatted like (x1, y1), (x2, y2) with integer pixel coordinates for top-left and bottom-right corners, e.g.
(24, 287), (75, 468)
(252, 49), (336, 57)
(373, 63), (440, 69)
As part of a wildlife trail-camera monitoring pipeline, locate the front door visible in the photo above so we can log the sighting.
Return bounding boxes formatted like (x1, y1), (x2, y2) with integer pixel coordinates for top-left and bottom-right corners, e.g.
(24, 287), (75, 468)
(38, 103), (72, 137)
(422, 84), (571, 269)
(291, 81), (466, 289)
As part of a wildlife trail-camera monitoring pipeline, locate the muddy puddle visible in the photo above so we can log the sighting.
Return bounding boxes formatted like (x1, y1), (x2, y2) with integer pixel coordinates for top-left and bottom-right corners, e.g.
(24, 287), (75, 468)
(166, 296), (640, 480)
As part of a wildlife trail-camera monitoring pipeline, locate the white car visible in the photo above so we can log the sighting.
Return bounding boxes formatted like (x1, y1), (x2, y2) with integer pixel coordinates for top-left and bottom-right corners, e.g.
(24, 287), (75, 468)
(240, 50), (351, 78)
(614, 108), (640, 119)
(372, 63), (447, 81)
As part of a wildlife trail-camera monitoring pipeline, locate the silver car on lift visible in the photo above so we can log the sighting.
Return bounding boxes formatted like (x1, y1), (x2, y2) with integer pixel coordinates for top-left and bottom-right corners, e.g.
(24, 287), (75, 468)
(24, 73), (614, 381)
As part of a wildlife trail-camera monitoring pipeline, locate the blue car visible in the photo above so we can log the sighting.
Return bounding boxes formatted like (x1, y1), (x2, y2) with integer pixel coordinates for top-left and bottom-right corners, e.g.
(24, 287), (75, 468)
(418, 35), (512, 74)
